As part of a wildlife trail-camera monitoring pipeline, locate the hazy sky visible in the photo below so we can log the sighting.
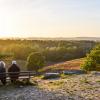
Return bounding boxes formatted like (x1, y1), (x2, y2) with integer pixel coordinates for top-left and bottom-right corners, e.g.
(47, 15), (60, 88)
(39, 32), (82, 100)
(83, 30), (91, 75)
(0, 0), (100, 38)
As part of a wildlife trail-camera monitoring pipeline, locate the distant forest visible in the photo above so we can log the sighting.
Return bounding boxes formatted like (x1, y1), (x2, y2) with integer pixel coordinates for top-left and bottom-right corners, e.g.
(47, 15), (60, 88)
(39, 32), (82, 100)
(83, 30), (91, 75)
(0, 40), (98, 64)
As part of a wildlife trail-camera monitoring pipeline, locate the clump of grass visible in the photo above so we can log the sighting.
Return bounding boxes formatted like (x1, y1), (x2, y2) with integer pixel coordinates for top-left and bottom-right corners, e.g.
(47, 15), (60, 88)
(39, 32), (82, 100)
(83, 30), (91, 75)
(96, 80), (100, 83)
(60, 74), (73, 79)
(15, 80), (38, 86)
(86, 86), (94, 90)
(80, 77), (89, 83)
(52, 81), (64, 86)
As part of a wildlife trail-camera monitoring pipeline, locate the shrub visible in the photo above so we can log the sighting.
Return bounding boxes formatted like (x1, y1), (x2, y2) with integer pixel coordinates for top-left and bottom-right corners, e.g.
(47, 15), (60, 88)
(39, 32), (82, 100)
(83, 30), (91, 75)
(88, 49), (100, 64)
(26, 52), (45, 72)
(81, 44), (100, 71)
(81, 58), (96, 71)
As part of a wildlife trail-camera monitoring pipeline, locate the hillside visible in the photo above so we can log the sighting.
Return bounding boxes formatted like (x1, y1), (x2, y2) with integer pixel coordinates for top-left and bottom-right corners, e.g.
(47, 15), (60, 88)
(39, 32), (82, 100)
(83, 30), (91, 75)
(1, 37), (100, 41)
(26, 37), (100, 41)
(40, 58), (84, 72)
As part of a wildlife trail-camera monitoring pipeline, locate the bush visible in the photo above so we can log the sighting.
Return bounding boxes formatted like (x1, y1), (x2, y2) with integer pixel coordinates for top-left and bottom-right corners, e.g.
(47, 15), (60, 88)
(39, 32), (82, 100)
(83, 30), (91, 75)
(88, 49), (100, 64)
(81, 58), (96, 71)
(81, 44), (100, 71)
(26, 52), (45, 72)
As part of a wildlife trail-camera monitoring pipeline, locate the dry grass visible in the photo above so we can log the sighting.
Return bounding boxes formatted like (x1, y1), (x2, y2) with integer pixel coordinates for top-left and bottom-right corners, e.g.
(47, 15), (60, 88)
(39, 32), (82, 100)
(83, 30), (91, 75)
(40, 58), (84, 72)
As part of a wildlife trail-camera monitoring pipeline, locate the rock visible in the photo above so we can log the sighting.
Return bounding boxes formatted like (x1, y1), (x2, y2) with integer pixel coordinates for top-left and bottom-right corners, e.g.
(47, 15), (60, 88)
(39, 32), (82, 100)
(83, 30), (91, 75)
(43, 73), (60, 79)
(63, 70), (86, 75)
(90, 71), (100, 75)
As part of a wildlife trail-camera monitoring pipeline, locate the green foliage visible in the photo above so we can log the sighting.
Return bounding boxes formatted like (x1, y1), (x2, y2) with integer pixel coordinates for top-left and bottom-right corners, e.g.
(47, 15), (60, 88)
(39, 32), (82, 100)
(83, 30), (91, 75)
(88, 45), (100, 64)
(0, 39), (96, 63)
(80, 77), (89, 83)
(26, 52), (45, 72)
(0, 52), (13, 59)
(81, 44), (100, 71)
(43, 41), (94, 62)
(81, 58), (96, 71)
(5, 44), (37, 60)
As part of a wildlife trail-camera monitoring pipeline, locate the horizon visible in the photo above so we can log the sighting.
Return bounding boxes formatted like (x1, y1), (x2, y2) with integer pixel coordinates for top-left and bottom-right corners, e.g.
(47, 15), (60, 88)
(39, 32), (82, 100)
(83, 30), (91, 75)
(0, 36), (100, 39)
(0, 0), (100, 38)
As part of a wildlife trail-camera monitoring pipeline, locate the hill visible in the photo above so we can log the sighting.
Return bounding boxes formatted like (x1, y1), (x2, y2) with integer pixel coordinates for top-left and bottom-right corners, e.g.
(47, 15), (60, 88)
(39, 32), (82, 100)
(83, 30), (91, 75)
(40, 58), (84, 72)
(1, 37), (100, 41)
(26, 37), (100, 41)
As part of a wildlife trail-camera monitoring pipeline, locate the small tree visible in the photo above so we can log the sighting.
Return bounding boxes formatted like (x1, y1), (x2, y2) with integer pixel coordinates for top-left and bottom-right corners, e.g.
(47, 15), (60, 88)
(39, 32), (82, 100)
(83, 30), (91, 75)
(81, 44), (100, 71)
(88, 49), (100, 64)
(81, 58), (96, 71)
(26, 52), (45, 72)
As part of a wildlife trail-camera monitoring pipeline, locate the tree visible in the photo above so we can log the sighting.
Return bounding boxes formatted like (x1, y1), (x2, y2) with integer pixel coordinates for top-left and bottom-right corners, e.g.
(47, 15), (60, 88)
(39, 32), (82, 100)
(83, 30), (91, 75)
(81, 57), (96, 71)
(26, 52), (45, 72)
(88, 45), (100, 64)
(81, 44), (100, 71)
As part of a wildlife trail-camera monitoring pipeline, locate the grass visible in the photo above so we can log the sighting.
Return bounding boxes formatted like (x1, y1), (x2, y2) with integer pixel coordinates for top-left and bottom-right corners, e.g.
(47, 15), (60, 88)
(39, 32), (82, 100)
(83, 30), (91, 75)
(96, 80), (100, 83)
(2, 58), (83, 72)
(40, 58), (84, 72)
(51, 81), (64, 86)
(60, 74), (74, 79)
(80, 77), (90, 84)
(38, 80), (65, 90)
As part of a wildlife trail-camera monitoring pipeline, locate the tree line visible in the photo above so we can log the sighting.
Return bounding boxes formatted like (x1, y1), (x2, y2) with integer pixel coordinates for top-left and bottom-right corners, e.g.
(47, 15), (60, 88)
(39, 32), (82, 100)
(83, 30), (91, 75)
(0, 39), (96, 64)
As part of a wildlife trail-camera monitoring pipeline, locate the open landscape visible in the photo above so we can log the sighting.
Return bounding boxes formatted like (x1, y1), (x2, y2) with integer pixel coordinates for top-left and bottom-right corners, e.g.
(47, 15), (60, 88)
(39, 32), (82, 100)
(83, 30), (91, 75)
(0, 0), (100, 100)
(0, 39), (99, 100)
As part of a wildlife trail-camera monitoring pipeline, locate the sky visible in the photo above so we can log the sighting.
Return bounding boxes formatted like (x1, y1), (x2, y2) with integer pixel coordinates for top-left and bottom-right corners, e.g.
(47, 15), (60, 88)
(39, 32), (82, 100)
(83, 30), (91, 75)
(0, 0), (100, 38)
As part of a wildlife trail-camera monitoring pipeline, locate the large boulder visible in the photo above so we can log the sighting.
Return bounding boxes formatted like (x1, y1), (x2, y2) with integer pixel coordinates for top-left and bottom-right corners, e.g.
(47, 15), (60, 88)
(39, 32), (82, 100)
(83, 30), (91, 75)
(43, 73), (60, 79)
(63, 70), (86, 75)
(90, 71), (100, 76)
